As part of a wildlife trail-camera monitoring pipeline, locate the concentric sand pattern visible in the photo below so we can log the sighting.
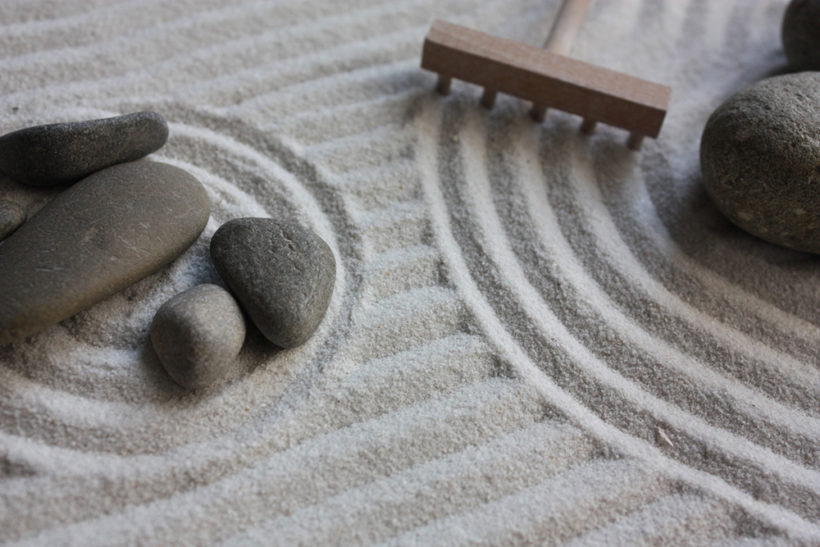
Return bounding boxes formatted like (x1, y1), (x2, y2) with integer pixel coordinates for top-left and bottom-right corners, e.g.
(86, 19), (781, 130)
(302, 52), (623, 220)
(1, 0), (819, 544)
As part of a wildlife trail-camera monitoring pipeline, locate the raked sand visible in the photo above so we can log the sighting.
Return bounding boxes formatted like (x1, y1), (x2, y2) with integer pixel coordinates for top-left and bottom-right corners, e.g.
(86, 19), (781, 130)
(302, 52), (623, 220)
(1, 0), (819, 544)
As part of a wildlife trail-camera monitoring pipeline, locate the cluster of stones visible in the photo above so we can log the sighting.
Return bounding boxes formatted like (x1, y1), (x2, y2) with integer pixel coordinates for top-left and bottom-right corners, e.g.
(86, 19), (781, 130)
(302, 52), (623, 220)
(0, 111), (197, 345)
(699, 0), (820, 255)
(0, 111), (336, 391)
(151, 217), (336, 390)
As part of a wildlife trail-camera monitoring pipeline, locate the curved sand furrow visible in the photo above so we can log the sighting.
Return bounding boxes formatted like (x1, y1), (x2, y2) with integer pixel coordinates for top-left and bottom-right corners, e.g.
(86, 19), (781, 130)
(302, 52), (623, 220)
(591, 163), (820, 362)
(416, 98), (820, 539)
(446, 107), (820, 445)
(4, 379), (545, 543)
(1, 0), (817, 544)
(543, 140), (820, 370)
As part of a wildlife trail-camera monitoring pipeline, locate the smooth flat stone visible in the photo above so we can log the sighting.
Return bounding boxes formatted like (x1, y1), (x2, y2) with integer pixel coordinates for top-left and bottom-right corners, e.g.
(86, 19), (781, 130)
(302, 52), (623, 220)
(0, 160), (210, 345)
(151, 284), (246, 390)
(782, 0), (820, 70)
(0, 111), (168, 186)
(210, 218), (335, 348)
(700, 73), (820, 254)
(0, 200), (26, 241)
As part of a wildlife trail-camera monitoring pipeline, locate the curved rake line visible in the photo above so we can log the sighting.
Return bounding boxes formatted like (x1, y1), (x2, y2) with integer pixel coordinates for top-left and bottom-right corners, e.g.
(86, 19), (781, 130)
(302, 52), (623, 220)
(0, 0), (478, 104)
(1, 4), (402, 103)
(457, 107), (820, 478)
(0, 0), (187, 48)
(506, 133), (820, 425)
(155, 156), (270, 219)
(7, 379), (535, 543)
(415, 98), (820, 541)
(0, 0), (523, 111)
(561, 140), (820, 380)
(193, 0), (532, 109)
(273, 90), (426, 146)
(167, 123), (339, 253)
(618, 175), (820, 348)
(227, 58), (422, 119)
(458, 110), (819, 440)
(0, 330), (494, 492)
(0, 0), (126, 29)
(0, 0), (399, 70)
(222, 420), (599, 545)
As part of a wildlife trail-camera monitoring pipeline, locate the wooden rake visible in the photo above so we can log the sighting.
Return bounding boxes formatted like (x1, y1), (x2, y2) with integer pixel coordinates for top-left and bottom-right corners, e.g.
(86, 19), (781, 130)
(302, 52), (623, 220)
(420, 0), (671, 150)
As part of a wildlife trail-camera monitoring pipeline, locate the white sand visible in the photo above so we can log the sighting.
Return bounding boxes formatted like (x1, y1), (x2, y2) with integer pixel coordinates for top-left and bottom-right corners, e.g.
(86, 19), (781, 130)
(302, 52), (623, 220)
(1, 0), (819, 544)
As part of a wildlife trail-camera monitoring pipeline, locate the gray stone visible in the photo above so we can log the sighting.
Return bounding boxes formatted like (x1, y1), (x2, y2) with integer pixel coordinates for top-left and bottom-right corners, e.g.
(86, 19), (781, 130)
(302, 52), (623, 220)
(700, 72), (820, 254)
(151, 284), (246, 390)
(0, 200), (25, 241)
(0, 111), (168, 186)
(0, 160), (210, 345)
(782, 0), (820, 70)
(210, 218), (335, 348)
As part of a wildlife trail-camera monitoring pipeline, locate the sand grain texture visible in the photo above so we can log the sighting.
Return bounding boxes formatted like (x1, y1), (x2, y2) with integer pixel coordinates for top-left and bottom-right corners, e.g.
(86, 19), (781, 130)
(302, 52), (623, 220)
(1, 0), (818, 545)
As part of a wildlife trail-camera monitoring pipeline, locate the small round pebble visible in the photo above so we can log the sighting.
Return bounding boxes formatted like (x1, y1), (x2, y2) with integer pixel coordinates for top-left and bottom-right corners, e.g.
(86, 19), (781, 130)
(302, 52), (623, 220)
(782, 0), (820, 70)
(700, 72), (820, 254)
(0, 200), (26, 241)
(0, 111), (168, 186)
(210, 218), (336, 348)
(151, 284), (246, 390)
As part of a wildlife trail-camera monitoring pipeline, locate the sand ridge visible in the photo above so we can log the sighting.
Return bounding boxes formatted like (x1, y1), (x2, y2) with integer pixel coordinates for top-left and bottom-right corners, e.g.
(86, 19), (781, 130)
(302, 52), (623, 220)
(1, 0), (818, 544)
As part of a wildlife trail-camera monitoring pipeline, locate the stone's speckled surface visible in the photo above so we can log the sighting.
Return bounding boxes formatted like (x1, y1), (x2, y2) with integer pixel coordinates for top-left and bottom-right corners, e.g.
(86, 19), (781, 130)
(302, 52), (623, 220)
(0, 200), (26, 241)
(782, 0), (820, 70)
(700, 72), (820, 254)
(0, 111), (168, 186)
(151, 284), (246, 390)
(0, 160), (210, 345)
(210, 218), (335, 348)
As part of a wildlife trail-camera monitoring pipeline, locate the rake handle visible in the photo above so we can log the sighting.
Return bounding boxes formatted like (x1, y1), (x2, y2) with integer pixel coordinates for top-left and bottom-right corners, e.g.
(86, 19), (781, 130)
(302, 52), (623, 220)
(543, 0), (592, 54)
(529, 0), (592, 121)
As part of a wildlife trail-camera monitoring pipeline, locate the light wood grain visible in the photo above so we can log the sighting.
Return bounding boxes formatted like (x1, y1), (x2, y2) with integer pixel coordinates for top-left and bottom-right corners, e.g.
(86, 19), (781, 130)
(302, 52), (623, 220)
(530, 0), (591, 120)
(542, 0), (591, 54)
(421, 19), (671, 140)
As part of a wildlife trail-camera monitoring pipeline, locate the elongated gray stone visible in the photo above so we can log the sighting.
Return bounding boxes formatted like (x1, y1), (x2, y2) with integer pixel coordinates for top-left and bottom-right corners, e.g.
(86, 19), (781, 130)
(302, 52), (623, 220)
(0, 111), (168, 186)
(0, 160), (210, 345)
(0, 200), (26, 241)
(210, 218), (335, 348)
(151, 284), (246, 390)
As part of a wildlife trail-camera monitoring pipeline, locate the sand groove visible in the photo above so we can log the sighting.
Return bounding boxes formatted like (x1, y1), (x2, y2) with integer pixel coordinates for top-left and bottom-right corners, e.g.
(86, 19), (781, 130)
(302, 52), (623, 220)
(1, 0), (818, 544)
